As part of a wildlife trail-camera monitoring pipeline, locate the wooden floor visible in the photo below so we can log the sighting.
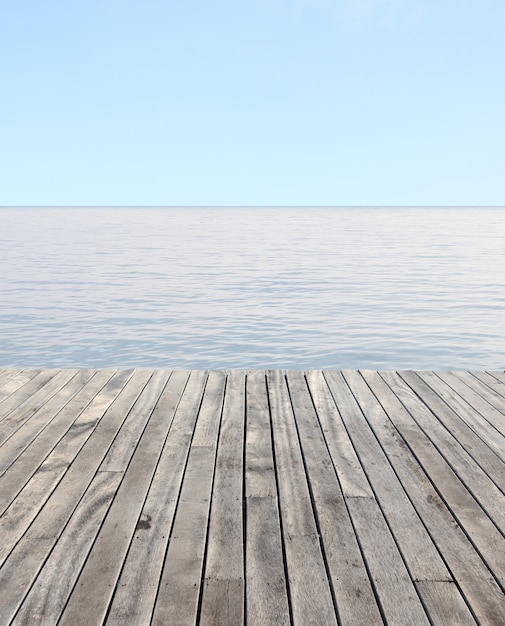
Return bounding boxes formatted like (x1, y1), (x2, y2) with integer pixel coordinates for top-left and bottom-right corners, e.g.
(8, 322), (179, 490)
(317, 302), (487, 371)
(0, 369), (504, 625)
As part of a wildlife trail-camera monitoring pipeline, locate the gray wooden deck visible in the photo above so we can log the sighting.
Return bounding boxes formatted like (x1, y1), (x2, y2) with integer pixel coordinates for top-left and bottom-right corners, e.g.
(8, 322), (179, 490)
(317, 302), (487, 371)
(0, 368), (504, 625)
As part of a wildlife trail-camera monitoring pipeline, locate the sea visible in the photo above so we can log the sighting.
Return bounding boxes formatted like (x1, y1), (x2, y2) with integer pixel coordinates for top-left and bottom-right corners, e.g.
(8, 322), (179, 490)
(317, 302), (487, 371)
(1, 206), (504, 370)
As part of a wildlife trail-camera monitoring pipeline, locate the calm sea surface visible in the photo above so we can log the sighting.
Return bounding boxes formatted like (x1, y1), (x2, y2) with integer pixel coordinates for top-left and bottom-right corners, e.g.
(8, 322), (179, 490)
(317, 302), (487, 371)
(1, 207), (504, 370)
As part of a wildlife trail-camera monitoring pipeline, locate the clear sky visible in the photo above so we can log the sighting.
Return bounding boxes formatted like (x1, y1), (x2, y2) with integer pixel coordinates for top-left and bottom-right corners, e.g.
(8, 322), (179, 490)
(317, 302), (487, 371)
(1, 0), (504, 206)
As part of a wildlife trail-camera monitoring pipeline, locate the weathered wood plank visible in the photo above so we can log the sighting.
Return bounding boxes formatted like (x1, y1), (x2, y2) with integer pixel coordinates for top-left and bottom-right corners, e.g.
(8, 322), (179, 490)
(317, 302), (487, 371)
(151, 371), (225, 626)
(0, 370), (62, 418)
(267, 370), (337, 626)
(324, 371), (433, 624)
(330, 370), (451, 583)
(346, 496), (430, 626)
(0, 369), (98, 475)
(0, 370), (79, 443)
(399, 371), (505, 494)
(486, 371), (505, 384)
(379, 371), (505, 532)
(0, 368), (504, 625)
(305, 369), (374, 498)
(358, 373), (505, 584)
(414, 581), (477, 625)
(0, 369), (20, 389)
(416, 371), (505, 462)
(98, 369), (172, 471)
(12, 471), (122, 626)
(200, 370), (245, 625)
(341, 372), (505, 623)
(0, 370), (128, 516)
(287, 370), (383, 625)
(59, 370), (202, 626)
(0, 370), (150, 626)
(440, 371), (505, 435)
(0, 371), (138, 565)
(469, 370), (505, 400)
(0, 370), (41, 404)
(94, 370), (194, 625)
(244, 370), (290, 626)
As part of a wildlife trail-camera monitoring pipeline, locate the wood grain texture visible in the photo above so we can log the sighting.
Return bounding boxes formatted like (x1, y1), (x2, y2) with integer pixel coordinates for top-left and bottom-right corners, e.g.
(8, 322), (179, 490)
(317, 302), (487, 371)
(346, 496), (430, 626)
(0, 370), (52, 416)
(416, 370), (505, 462)
(245, 370), (290, 626)
(286, 370), (382, 625)
(267, 370), (337, 626)
(101, 370), (196, 625)
(0, 369), (101, 475)
(305, 369), (374, 498)
(0, 370), (148, 626)
(379, 371), (505, 532)
(60, 371), (202, 626)
(329, 370), (451, 582)
(437, 370), (505, 436)
(0, 370), (116, 505)
(12, 470), (122, 626)
(1, 369), (504, 625)
(399, 370), (505, 494)
(0, 370), (41, 404)
(200, 370), (245, 625)
(415, 581), (477, 626)
(0, 370), (78, 444)
(151, 371), (225, 626)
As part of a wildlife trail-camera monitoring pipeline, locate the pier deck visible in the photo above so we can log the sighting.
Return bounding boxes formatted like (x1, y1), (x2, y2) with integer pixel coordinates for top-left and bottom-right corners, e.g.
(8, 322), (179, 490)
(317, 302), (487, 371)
(0, 368), (504, 625)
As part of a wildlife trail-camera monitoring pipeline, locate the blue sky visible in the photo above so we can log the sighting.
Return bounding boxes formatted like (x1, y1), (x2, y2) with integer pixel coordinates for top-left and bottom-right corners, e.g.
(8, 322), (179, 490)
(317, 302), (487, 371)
(1, 0), (504, 206)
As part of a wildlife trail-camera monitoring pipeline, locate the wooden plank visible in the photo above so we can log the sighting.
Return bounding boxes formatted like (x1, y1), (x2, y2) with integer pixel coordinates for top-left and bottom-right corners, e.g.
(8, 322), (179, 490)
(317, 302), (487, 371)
(200, 370), (245, 625)
(86, 370), (191, 625)
(332, 372), (505, 624)
(99, 369), (172, 471)
(0, 370), (128, 516)
(416, 371), (505, 462)
(244, 370), (290, 626)
(399, 371), (505, 494)
(11, 471), (122, 626)
(150, 370), (226, 626)
(267, 369), (337, 626)
(0, 370), (79, 443)
(324, 371), (433, 624)
(0, 369), (19, 389)
(327, 370), (451, 582)
(14, 372), (187, 626)
(286, 370), (383, 625)
(0, 370), (41, 403)
(0, 370), (151, 625)
(1, 367), (504, 625)
(0, 371), (139, 566)
(0, 370), (61, 419)
(346, 497), (430, 626)
(379, 371), (505, 533)
(441, 371), (505, 435)
(245, 371), (277, 499)
(484, 371), (505, 385)
(359, 371), (505, 588)
(0, 369), (97, 474)
(470, 370), (505, 399)
(414, 581), (477, 625)
(199, 580), (244, 626)
(305, 370), (373, 498)
(60, 370), (205, 626)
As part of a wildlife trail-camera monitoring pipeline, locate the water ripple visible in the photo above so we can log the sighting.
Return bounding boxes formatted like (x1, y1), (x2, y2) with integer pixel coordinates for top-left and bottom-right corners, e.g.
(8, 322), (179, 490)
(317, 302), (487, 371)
(1, 206), (505, 369)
